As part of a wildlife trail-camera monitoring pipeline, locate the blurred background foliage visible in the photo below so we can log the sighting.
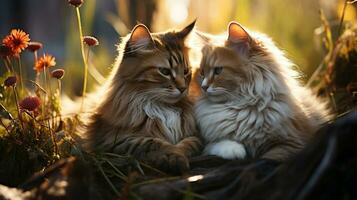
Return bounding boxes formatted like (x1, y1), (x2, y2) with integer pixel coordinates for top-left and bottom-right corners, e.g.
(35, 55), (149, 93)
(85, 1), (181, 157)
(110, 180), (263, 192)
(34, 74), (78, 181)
(0, 0), (356, 97)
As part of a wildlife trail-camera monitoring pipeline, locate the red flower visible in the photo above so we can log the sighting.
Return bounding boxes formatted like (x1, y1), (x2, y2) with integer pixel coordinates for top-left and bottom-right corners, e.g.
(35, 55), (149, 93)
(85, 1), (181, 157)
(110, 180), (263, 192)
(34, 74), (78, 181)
(26, 41), (43, 52)
(51, 69), (65, 79)
(34, 54), (56, 72)
(19, 96), (41, 111)
(68, 0), (83, 7)
(2, 29), (30, 56)
(83, 36), (99, 46)
(4, 76), (17, 87)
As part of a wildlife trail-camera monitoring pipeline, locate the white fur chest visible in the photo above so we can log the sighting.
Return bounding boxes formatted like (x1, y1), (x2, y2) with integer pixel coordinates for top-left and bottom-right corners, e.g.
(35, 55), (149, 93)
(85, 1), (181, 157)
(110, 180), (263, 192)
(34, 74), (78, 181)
(195, 100), (237, 142)
(194, 99), (272, 143)
(144, 102), (183, 144)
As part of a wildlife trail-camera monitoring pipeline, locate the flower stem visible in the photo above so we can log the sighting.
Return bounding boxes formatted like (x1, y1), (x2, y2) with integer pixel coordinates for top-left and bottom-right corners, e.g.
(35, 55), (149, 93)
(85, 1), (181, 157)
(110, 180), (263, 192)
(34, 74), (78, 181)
(76, 7), (88, 112)
(43, 68), (48, 104)
(338, 0), (348, 36)
(3, 59), (10, 72)
(49, 119), (58, 155)
(34, 52), (40, 84)
(6, 57), (14, 73)
(46, 68), (52, 101)
(43, 68), (54, 127)
(43, 68), (58, 155)
(43, 67), (52, 126)
(34, 51), (38, 61)
(57, 79), (62, 113)
(86, 47), (90, 67)
(35, 72), (40, 86)
(13, 86), (24, 134)
(17, 56), (24, 94)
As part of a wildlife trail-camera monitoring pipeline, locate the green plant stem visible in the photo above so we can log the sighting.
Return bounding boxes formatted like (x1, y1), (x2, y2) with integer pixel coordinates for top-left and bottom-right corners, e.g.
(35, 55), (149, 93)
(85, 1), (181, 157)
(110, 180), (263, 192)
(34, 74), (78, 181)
(43, 68), (58, 155)
(43, 68), (56, 151)
(3, 59), (10, 72)
(338, 0), (348, 36)
(42, 68), (49, 133)
(34, 52), (40, 84)
(13, 86), (24, 134)
(31, 111), (38, 139)
(34, 51), (38, 62)
(45, 68), (53, 127)
(48, 119), (58, 156)
(35, 72), (40, 87)
(57, 79), (62, 120)
(40, 85), (46, 129)
(23, 110), (51, 129)
(86, 47), (90, 70)
(43, 68), (48, 105)
(45, 68), (52, 102)
(6, 57), (14, 73)
(17, 56), (24, 93)
(76, 7), (89, 112)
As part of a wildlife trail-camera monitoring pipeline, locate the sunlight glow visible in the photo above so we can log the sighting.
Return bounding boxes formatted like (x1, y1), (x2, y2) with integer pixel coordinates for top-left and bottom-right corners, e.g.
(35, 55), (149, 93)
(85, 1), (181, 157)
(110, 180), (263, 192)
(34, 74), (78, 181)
(167, 0), (189, 24)
(187, 175), (204, 182)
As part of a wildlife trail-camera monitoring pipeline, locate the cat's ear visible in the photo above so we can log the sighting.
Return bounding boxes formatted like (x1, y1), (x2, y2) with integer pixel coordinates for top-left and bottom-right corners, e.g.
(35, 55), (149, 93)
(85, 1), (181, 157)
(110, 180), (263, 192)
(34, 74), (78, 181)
(227, 21), (251, 43)
(227, 21), (252, 56)
(177, 20), (196, 39)
(128, 24), (154, 47)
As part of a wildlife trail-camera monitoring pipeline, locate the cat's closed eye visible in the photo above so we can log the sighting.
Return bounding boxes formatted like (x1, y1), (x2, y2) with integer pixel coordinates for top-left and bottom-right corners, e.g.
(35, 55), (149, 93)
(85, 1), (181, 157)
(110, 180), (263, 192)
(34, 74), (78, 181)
(158, 67), (171, 76)
(184, 68), (190, 75)
(214, 67), (223, 75)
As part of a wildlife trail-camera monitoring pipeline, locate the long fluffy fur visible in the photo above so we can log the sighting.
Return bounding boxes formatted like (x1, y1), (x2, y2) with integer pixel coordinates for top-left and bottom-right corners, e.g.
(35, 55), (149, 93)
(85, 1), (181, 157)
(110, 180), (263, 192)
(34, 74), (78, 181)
(194, 24), (331, 161)
(80, 22), (202, 173)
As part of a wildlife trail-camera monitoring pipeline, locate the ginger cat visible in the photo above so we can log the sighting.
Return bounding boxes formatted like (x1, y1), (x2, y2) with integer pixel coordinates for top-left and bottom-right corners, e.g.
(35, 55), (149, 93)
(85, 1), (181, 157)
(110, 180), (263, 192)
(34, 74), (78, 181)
(194, 22), (331, 161)
(83, 21), (202, 173)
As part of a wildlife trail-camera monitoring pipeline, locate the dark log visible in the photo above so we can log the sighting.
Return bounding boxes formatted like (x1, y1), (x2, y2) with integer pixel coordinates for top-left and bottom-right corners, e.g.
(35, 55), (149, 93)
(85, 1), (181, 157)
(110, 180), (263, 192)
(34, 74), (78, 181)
(1, 110), (356, 200)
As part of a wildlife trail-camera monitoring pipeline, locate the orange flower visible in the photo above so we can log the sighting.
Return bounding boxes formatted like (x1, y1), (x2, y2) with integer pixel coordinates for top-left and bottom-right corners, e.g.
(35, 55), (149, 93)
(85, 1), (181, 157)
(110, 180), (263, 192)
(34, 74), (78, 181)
(2, 29), (30, 56)
(34, 54), (56, 72)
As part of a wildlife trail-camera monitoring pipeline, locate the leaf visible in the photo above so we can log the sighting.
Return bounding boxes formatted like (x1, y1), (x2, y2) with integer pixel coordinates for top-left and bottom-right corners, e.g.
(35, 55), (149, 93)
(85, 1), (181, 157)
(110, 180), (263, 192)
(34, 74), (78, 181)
(0, 103), (13, 120)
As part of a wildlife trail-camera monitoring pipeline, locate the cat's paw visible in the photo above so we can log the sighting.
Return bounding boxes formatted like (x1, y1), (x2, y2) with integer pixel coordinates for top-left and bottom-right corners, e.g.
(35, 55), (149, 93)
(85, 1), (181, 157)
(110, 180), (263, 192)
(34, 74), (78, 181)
(146, 149), (189, 174)
(176, 136), (203, 157)
(204, 140), (246, 159)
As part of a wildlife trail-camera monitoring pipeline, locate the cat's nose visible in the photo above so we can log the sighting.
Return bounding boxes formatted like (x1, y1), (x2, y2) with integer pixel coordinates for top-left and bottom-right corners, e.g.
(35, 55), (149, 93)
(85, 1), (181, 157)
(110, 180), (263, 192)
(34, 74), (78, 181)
(201, 78), (209, 91)
(201, 85), (208, 91)
(178, 87), (187, 93)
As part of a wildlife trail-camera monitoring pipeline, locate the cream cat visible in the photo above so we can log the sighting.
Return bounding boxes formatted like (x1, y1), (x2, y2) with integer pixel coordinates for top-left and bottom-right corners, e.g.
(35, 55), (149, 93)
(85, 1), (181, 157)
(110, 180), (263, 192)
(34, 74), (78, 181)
(194, 21), (331, 161)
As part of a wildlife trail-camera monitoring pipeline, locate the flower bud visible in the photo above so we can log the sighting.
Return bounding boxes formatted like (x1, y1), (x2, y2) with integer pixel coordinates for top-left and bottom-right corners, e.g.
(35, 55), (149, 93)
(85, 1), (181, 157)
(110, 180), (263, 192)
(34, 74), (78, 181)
(26, 42), (43, 52)
(51, 69), (65, 79)
(19, 96), (41, 111)
(83, 36), (99, 46)
(4, 76), (17, 87)
(68, 0), (83, 7)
